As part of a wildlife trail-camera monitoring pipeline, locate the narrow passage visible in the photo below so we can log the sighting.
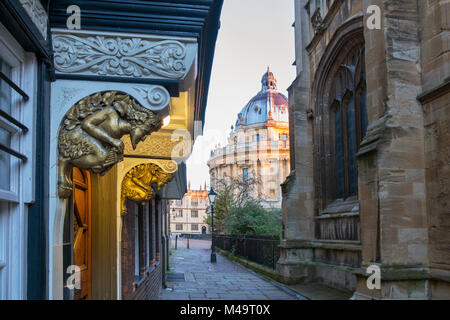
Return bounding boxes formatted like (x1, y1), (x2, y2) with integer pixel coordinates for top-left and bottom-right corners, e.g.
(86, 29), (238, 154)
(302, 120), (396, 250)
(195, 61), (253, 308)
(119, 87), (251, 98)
(162, 239), (300, 300)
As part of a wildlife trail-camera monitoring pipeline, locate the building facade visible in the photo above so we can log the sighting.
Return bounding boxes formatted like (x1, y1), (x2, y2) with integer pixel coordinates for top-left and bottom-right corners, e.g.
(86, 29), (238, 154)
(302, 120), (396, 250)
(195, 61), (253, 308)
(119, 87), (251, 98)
(0, 0), (223, 300)
(277, 0), (450, 299)
(208, 69), (290, 209)
(169, 184), (210, 236)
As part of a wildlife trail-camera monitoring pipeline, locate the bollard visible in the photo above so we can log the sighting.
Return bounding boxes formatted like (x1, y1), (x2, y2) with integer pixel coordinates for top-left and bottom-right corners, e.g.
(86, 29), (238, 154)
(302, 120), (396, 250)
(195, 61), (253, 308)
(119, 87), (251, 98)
(175, 235), (178, 250)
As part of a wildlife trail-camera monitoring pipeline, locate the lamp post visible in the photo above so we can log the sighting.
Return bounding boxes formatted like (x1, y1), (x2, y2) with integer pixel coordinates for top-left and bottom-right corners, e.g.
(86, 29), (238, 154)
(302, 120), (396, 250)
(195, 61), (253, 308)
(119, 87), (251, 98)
(208, 188), (217, 263)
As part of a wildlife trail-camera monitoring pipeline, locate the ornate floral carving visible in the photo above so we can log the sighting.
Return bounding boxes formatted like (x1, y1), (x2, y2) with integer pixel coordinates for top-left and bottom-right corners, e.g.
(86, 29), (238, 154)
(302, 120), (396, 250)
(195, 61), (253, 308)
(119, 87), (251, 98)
(132, 86), (170, 110)
(58, 91), (165, 198)
(123, 134), (190, 159)
(120, 163), (175, 215)
(19, 0), (48, 40)
(53, 34), (187, 78)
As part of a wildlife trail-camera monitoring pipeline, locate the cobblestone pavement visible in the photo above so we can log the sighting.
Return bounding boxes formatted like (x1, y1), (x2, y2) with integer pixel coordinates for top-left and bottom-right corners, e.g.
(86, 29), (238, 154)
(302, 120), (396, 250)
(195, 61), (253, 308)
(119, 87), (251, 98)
(162, 239), (300, 300)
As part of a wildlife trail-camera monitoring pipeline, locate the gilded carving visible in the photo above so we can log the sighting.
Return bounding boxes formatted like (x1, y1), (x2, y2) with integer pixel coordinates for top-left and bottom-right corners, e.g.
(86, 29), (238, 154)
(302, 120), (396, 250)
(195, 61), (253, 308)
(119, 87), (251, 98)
(123, 135), (186, 159)
(58, 91), (164, 198)
(120, 163), (175, 215)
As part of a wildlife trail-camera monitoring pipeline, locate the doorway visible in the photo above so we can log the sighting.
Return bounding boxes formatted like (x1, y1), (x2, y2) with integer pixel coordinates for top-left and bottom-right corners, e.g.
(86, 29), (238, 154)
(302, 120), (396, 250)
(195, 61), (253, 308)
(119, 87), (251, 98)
(72, 168), (92, 300)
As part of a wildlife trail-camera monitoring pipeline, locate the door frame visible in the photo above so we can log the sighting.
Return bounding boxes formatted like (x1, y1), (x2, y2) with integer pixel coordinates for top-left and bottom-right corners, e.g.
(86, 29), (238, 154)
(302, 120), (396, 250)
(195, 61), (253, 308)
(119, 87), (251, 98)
(72, 168), (92, 300)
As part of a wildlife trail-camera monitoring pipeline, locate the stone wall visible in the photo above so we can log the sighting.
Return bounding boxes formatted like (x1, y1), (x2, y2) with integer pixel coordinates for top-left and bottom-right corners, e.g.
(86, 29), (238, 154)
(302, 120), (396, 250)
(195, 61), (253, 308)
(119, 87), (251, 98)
(278, 0), (450, 299)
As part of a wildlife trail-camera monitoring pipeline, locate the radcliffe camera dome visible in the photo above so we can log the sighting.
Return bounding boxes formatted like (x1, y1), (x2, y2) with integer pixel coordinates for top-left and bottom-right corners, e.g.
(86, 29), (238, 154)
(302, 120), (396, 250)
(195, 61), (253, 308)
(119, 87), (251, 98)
(235, 67), (288, 127)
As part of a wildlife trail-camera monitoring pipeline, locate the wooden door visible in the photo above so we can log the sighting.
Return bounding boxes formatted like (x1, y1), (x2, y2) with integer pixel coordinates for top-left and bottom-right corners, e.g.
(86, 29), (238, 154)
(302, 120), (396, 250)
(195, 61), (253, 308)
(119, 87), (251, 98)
(73, 168), (92, 300)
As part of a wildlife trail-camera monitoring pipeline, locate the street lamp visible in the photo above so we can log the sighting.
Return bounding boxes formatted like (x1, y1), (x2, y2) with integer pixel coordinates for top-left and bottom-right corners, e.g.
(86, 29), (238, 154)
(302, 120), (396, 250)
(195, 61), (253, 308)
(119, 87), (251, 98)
(208, 188), (217, 263)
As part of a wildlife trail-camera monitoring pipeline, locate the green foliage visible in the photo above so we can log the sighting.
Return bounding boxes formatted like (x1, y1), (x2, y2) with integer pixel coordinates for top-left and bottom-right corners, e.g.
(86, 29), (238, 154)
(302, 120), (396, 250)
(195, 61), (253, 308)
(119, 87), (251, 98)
(204, 175), (282, 237)
(225, 201), (282, 237)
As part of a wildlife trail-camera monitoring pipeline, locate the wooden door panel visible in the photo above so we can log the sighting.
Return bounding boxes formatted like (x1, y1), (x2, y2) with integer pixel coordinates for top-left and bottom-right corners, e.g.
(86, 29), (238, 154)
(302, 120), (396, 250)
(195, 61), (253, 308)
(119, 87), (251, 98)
(73, 168), (91, 300)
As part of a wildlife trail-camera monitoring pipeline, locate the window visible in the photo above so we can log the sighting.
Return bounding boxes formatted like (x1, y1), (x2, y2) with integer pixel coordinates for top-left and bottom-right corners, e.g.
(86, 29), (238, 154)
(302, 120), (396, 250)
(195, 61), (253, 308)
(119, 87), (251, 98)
(0, 23), (36, 299)
(243, 168), (249, 182)
(315, 36), (367, 205)
(148, 201), (155, 266)
(270, 189), (276, 197)
(0, 33), (32, 201)
(135, 205), (145, 279)
(155, 198), (160, 261)
(191, 198), (198, 207)
(176, 223), (183, 231)
(191, 210), (198, 218)
(280, 133), (288, 148)
(0, 57), (12, 192)
(330, 47), (367, 199)
(191, 224), (199, 231)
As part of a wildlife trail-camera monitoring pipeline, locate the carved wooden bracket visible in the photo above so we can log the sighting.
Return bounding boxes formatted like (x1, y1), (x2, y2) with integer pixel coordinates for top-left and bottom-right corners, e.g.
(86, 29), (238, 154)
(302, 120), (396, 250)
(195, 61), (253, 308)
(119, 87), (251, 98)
(120, 162), (176, 215)
(57, 90), (169, 198)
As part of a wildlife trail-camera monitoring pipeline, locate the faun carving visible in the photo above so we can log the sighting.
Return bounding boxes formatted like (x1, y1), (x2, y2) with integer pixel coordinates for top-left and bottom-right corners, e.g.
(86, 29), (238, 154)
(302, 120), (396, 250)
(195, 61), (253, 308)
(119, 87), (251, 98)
(58, 91), (164, 198)
(120, 163), (175, 215)
(53, 34), (187, 78)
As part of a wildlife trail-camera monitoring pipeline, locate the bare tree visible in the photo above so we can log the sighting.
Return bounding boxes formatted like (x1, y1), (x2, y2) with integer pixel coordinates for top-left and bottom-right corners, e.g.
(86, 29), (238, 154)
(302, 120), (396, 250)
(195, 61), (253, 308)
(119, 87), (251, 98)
(205, 172), (262, 233)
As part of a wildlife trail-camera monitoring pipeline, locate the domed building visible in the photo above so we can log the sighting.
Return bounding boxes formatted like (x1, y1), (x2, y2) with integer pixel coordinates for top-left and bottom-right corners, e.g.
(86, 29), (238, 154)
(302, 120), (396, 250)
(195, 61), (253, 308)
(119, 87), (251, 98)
(207, 68), (290, 209)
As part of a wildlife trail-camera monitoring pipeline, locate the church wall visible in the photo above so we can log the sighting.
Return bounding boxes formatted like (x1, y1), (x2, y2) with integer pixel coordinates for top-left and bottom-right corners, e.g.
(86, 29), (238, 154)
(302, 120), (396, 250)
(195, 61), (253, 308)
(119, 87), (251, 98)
(419, 0), (450, 296)
(277, 0), (366, 292)
(420, 1), (450, 287)
(422, 92), (450, 299)
(280, 0), (450, 299)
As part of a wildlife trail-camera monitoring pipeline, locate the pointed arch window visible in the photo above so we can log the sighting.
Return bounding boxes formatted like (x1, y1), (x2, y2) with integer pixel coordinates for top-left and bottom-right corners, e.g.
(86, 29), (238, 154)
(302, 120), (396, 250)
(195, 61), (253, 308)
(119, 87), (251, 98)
(328, 46), (367, 200)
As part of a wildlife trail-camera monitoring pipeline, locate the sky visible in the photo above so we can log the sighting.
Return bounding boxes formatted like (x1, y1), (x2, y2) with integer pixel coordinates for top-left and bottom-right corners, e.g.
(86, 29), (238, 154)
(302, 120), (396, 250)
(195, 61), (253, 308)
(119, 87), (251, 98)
(186, 0), (296, 190)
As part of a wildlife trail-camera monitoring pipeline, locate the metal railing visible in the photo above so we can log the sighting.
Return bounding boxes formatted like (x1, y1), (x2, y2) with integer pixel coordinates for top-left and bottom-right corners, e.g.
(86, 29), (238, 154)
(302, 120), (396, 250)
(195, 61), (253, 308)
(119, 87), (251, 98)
(213, 234), (280, 270)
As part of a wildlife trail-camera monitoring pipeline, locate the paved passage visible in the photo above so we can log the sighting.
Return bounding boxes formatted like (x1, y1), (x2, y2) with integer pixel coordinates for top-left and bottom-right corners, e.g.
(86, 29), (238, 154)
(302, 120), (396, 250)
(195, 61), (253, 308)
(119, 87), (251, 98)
(162, 239), (299, 300)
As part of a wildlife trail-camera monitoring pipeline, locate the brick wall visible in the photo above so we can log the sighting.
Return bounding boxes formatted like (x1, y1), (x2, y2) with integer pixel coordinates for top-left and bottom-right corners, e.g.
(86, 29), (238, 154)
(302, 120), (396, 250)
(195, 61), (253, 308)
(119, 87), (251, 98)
(121, 200), (163, 300)
(134, 263), (163, 300)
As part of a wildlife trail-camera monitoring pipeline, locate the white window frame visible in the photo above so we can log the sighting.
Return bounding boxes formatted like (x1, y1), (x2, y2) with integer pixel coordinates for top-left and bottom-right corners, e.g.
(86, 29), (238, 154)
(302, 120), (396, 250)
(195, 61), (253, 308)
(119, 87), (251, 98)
(0, 22), (37, 300)
(0, 23), (36, 203)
